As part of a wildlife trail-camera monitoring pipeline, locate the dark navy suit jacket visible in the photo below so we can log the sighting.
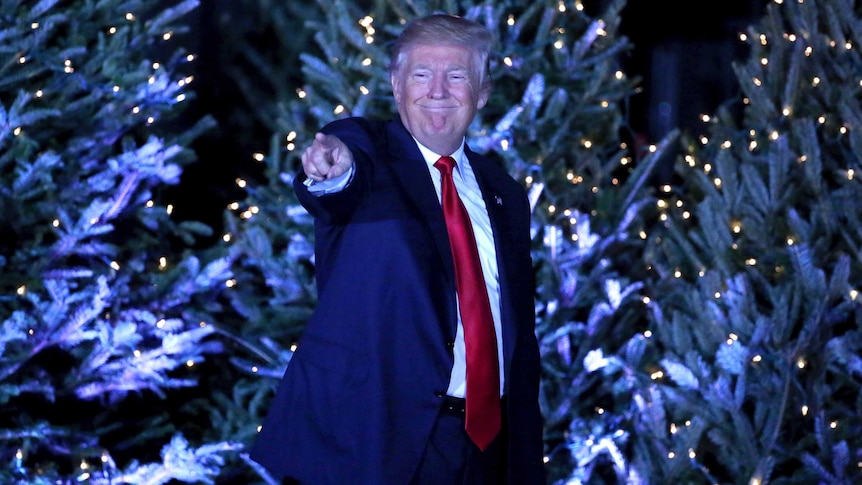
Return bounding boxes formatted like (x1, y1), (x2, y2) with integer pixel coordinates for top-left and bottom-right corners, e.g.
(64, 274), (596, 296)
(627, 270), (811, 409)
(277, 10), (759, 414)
(250, 117), (545, 484)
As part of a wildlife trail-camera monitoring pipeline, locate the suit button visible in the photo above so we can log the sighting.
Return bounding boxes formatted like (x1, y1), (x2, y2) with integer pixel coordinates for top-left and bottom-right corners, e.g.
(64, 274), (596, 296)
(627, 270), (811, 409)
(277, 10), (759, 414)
(434, 391), (445, 398)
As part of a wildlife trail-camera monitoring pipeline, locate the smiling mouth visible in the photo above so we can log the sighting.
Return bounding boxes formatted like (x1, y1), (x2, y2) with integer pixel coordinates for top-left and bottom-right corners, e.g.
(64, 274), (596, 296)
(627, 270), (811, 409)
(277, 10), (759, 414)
(421, 106), (458, 113)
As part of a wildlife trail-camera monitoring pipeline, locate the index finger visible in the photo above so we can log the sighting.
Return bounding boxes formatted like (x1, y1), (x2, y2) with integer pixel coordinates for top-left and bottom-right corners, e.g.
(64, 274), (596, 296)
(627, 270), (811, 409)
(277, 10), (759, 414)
(311, 133), (341, 152)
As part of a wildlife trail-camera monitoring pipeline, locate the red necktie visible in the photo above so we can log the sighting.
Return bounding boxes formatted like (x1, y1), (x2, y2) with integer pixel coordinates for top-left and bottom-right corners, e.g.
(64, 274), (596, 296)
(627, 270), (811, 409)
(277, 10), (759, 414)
(434, 155), (501, 450)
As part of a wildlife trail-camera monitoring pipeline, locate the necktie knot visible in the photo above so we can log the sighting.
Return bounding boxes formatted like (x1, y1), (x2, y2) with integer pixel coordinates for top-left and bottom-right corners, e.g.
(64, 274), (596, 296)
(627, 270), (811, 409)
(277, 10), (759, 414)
(435, 155), (456, 175)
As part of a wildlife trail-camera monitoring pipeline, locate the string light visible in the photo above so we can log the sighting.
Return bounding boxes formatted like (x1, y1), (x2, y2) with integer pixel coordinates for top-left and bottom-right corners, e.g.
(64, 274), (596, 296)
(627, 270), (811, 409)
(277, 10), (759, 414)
(359, 15), (375, 44)
(78, 459), (91, 481)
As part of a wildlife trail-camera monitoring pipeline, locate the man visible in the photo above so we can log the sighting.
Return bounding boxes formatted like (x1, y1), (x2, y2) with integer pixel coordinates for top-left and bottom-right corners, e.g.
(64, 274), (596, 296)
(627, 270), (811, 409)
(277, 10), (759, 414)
(250, 13), (545, 485)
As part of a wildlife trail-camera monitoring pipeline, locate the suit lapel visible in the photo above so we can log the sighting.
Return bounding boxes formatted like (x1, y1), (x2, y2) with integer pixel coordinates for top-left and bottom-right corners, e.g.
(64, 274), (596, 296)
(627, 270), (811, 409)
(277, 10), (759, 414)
(467, 147), (518, 368)
(384, 121), (457, 289)
(467, 149), (507, 237)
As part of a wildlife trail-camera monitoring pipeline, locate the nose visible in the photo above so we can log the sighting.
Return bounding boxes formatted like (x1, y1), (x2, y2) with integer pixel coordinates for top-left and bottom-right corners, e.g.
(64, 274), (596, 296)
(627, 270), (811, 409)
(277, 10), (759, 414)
(428, 74), (448, 99)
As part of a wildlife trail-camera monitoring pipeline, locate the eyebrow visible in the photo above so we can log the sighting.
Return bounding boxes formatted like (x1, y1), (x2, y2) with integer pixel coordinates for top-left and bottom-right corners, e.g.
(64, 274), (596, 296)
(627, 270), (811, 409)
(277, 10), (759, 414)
(410, 63), (470, 73)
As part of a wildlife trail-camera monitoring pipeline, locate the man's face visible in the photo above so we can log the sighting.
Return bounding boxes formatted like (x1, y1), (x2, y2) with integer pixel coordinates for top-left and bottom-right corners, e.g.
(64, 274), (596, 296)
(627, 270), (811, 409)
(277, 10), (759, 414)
(391, 43), (488, 156)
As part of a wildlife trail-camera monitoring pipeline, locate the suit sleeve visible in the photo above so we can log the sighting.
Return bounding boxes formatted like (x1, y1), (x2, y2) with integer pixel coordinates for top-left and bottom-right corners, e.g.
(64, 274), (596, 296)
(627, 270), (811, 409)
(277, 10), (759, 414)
(293, 117), (379, 224)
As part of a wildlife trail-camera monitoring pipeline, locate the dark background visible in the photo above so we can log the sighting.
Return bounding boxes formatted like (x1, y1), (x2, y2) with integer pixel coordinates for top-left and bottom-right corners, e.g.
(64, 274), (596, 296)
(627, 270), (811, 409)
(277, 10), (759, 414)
(619, 0), (767, 140)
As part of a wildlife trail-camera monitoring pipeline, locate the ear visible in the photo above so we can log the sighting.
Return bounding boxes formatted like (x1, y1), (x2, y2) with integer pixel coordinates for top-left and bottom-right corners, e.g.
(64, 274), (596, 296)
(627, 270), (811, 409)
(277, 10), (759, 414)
(476, 85), (489, 110)
(391, 74), (401, 102)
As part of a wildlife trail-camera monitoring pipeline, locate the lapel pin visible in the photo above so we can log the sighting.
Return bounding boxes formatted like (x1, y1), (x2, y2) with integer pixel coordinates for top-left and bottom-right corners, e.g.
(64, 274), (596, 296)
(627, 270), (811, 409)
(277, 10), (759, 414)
(495, 196), (503, 205)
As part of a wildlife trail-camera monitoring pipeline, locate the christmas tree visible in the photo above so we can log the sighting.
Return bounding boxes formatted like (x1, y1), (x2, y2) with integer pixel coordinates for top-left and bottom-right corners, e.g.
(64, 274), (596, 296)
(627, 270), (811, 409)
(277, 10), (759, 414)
(0, 0), (239, 482)
(635, 0), (862, 483)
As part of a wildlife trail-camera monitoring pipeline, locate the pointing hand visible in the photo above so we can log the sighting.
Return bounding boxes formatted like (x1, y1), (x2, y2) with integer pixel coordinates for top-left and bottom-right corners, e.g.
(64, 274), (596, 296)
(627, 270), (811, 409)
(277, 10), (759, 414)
(301, 133), (354, 182)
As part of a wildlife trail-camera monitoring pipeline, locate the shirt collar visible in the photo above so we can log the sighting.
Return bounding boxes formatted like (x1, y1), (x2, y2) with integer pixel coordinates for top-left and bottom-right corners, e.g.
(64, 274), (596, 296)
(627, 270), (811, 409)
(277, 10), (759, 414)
(414, 138), (467, 174)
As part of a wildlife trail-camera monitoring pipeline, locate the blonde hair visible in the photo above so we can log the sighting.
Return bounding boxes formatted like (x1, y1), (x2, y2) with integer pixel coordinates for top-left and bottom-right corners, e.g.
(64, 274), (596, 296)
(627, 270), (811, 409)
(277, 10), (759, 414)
(389, 14), (492, 90)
